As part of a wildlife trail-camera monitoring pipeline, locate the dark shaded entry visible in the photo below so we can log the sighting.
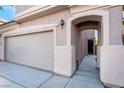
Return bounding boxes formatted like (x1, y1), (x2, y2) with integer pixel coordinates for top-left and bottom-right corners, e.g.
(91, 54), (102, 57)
(88, 39), (94, 54)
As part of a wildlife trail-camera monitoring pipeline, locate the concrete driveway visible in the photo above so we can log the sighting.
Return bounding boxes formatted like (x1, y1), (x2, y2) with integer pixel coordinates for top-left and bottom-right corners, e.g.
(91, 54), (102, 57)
(0, 55), (104, 88)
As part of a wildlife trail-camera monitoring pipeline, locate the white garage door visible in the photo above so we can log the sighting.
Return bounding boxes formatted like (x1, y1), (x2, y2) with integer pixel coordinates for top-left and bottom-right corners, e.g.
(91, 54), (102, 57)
(5, 31), (54, 71)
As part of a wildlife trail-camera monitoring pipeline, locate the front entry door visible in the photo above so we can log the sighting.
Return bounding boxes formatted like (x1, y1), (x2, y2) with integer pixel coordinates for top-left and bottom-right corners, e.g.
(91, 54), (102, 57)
(88, 39), (94, 54)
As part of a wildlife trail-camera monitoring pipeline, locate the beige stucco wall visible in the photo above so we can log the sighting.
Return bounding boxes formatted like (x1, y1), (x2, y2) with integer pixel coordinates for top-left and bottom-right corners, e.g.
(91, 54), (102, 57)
(84, 29), (95, 39)
(122, 26), (124, 44)
(15, 5), (36, 15)
(110, 6), (123, 45)
(100, 46), (124, 87)
(78, 31), (85, 63)
(19, 9), (71, 46)
(71, 23), (79, 61)
(0, 35), (2, 59)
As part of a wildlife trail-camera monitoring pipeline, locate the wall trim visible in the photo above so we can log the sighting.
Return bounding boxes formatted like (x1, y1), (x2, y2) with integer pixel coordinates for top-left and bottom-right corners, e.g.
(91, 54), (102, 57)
(15, 5), (68, 22)
(2, 24), (58, 37)
(15, 5), (49, 18)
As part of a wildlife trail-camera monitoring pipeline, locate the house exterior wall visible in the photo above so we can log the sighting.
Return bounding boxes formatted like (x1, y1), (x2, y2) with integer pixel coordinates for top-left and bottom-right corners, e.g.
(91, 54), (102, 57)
(100, 46), (124, 87)
(69, 5), (109, 15)
(71, 23), (79, 63)
(0, 5), (124, 87)
(110, 6), (123, 45)
(19, 9), (71, 46)
(78, 31), (85, 63)
(0, 35), (2, 59)
(15, 5), (36, 14)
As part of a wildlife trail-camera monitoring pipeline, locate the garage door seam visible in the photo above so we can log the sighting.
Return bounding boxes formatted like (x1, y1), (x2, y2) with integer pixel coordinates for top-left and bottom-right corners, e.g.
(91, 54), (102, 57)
(5, 61), (53, 73)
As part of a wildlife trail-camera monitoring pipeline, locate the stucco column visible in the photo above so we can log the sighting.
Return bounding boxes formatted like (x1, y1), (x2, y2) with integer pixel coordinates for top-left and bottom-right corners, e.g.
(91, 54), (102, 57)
(109, 6), (123, 45)
(97, 11), (110, 68)
(101, 11), (110, 46)
(100, 6), (124, 87)
(1, 35), (4, 60)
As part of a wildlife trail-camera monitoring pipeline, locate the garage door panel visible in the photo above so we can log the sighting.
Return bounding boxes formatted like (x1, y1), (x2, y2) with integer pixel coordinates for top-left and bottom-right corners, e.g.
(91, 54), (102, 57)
(5, 31), (54, 71)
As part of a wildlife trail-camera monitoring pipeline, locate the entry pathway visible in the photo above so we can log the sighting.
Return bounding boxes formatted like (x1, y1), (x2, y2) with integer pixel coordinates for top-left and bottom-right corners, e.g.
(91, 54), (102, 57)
(0, 55), (104, 88)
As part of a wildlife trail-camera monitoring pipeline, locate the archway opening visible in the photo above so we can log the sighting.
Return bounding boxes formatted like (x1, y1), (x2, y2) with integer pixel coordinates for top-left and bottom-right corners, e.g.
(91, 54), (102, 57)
(79, 29), (98, 56)
(70, 15), (102, 69)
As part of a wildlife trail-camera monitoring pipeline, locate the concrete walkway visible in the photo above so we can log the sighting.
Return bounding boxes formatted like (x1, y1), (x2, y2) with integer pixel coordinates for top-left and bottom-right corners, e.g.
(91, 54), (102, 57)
(0, 55), (104, 88)
(66, 55), (104, 88)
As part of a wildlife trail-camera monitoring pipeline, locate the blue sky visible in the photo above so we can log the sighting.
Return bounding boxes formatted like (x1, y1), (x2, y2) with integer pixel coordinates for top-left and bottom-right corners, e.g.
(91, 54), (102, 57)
(0, 5), (15, 21)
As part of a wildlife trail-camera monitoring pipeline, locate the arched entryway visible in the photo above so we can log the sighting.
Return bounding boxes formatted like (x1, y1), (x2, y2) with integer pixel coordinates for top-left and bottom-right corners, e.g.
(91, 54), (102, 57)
(66, 11), (110, 75)
(68, 15), (103, 69)
(71, 16), (102, 65)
